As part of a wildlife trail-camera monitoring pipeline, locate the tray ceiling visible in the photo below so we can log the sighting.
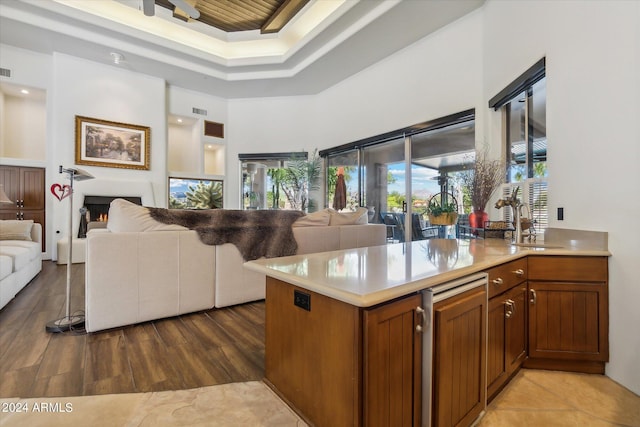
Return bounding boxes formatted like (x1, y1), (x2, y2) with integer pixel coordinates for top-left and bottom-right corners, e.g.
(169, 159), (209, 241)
(155, 0), (310, 33)
(0, 0), (485, 98)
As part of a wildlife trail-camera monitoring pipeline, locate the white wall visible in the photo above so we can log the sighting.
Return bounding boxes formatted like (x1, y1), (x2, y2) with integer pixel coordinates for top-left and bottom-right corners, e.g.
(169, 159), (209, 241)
(483, 0), (640, 395)
(1, 94), (46, 159)
(227, 95), (320, 208)
(226, 9), (484, 209)
(1, 45), (52, 257)
(167, 86), (228, 200)
(48, 53), (167, 259)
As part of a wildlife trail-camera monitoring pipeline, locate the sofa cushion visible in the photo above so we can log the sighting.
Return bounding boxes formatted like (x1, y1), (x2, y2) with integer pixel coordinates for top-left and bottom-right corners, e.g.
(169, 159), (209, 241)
(293, 209), (331, 227)
(0, 220), (33, 241)
(327, 207), (369, 226)
(0, 255), (12, 280)
(1, 240), (40, 261)
(107, 198), (188, 233)
(0, 246), (32, 271)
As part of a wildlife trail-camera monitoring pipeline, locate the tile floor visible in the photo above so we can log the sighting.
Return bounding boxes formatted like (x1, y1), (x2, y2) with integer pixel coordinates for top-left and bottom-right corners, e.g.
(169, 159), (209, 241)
(479, 369), (640, 427)
(0, 369), (638, 426)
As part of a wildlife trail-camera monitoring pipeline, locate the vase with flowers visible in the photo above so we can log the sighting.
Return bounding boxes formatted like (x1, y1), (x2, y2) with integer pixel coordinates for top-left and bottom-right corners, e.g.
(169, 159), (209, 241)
(460, 147), (504, 229)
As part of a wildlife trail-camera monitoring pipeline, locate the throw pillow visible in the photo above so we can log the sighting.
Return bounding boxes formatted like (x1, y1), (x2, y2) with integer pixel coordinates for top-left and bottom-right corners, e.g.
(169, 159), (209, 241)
(327, 207), (369, 226)
(0, 220), (34, 241)
(107, 199), (188, 232)
(293, 209), (331, 227)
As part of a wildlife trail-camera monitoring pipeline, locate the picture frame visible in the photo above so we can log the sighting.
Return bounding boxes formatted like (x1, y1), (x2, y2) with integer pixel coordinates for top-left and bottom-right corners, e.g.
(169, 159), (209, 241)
(168, 177), (224, 209)
(75, 115), (150, 170)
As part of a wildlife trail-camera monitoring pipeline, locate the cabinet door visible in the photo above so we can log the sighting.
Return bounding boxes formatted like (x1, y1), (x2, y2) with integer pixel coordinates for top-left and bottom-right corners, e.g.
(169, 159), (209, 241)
(486, 295), (507, 400)
(528, 281), (608, 362)
(19, 167), (45, 210)
(0, 166), (19, 210)
(486, 284), (527, 402)
(433, 287), (486, 427)
(505, 285), (527, 374)
(364, 293), (423, 427)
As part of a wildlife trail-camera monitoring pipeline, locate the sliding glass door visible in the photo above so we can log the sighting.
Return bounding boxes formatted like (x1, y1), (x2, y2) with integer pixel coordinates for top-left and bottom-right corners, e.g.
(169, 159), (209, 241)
(362, 136), (407, 242)
(323, 110), (476, 243)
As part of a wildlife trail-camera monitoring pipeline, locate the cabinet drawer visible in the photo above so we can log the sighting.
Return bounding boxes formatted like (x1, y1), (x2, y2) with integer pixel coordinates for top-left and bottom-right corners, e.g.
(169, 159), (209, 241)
(528, 256), (607, 282)
(486, 258), (527, 299)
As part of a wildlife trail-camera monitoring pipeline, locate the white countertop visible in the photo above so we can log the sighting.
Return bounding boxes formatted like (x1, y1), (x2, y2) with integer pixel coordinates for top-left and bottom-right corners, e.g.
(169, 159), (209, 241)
(244, 236), (610, 308)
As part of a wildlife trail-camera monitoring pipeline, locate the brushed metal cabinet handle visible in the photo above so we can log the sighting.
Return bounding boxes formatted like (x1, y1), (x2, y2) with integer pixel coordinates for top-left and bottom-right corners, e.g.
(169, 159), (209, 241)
(512, 269), (525, 277)
(416, 306), (425, 334)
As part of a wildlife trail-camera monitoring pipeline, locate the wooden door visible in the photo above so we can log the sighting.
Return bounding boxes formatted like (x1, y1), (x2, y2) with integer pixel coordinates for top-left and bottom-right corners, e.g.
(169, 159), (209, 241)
(433, 287), (486, 427)
(364, 293), (423, 427)
(528, 281), (608, 362)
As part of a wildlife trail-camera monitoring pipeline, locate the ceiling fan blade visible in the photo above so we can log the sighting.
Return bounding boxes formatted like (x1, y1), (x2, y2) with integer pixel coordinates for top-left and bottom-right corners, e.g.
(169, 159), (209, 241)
(142, 0), (155, 16)
(169, 0), (200, 19)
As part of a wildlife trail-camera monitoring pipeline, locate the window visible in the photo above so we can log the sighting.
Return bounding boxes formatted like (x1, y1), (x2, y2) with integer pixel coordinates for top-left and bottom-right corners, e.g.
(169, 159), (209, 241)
(320, 110), (476, 242)
(239, 152), (321, 211)
(490, 59), (547, 236)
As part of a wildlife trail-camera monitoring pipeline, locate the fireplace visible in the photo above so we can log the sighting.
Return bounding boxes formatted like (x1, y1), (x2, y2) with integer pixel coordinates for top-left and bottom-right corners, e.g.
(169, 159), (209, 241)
(78, 196), (142, 238)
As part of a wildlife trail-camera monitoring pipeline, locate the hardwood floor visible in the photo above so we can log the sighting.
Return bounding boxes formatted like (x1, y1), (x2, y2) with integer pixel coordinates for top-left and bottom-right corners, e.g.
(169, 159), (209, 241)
(0, 261), (265, 398)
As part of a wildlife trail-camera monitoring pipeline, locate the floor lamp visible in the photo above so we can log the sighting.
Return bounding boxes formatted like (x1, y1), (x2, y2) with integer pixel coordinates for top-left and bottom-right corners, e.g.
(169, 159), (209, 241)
(46, 166), (94, 333)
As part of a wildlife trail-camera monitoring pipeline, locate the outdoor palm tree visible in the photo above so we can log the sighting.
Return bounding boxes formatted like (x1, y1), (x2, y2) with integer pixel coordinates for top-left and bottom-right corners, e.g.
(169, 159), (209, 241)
(280, 150), (322, 212)
(267, 168), (287, 209)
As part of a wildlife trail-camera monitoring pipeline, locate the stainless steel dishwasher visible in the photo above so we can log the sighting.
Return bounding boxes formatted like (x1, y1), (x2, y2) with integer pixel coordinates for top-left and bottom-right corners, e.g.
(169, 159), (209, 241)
(421, 272), (488, 427)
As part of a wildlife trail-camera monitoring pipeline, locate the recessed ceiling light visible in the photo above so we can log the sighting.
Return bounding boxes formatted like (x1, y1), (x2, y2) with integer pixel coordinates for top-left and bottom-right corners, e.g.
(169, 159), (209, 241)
(110, 52), (124, 65)
(177, 118), (183, 123)
(20, 89), (29, 94)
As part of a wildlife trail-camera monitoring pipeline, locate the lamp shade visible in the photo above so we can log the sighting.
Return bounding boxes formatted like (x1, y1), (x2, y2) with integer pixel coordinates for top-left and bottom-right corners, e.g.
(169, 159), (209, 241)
(0, 185), (12, 204)
(59, 166), (95, 181)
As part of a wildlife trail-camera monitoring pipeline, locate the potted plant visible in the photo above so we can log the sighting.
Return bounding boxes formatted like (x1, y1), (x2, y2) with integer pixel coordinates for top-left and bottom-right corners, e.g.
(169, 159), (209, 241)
(427, 199), (458, 226)
(460, 147), (504, 229)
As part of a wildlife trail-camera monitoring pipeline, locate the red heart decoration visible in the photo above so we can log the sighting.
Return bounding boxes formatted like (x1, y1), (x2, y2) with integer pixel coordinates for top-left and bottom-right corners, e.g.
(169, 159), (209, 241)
(50, 183), (71, 201)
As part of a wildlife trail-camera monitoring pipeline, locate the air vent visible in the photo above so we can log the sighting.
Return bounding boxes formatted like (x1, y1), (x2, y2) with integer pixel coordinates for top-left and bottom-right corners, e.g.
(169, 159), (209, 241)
(192, 107), (208, 116)
(0, 68), (11, 77)
(204, 120), (224, 138)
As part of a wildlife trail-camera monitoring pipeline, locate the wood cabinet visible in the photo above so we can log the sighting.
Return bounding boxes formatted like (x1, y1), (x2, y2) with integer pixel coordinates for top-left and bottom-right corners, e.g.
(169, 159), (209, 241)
(432, 286), (486, 427)
(526, 256), (608, 374)
(262, 254), (609, 427)
(487, 284), (527, 401)
(0, 166), (45, 250)
(265, 277), (423, 427)
(485, 258), (528, 401)
(364, 293), (423, 427)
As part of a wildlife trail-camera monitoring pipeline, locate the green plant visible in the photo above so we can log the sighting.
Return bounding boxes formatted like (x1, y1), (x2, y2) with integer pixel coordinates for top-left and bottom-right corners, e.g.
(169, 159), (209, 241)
(427, 200), (457, 217)
(185, 181), (223, 209)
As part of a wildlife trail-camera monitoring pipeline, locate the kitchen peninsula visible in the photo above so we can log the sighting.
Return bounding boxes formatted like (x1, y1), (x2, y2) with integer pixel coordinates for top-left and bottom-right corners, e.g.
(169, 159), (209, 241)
(245, 229), (610, 427)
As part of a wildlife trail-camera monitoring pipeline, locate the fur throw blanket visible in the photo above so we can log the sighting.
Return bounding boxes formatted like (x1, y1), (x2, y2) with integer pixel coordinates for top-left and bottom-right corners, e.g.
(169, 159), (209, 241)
(148, 208), (304, 261)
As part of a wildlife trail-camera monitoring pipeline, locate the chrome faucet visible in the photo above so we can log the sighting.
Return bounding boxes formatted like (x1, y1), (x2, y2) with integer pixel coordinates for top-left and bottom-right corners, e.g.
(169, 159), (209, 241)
(495, 188), (523, 244)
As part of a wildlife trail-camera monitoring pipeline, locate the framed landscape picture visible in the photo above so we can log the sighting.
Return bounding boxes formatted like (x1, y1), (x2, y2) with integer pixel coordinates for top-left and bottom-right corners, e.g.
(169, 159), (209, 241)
(75, 115), (150, 170)
(168, 177), (224, 209)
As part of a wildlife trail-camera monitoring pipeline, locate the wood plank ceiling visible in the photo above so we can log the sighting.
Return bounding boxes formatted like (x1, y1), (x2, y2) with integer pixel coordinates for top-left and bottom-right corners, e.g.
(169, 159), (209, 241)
(155, 0), (310, 33)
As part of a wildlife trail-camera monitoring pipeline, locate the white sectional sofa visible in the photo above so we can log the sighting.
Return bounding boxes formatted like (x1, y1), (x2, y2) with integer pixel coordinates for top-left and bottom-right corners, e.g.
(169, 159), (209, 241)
(0, 221), (42, 310)
(84, 200), (386, 332)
